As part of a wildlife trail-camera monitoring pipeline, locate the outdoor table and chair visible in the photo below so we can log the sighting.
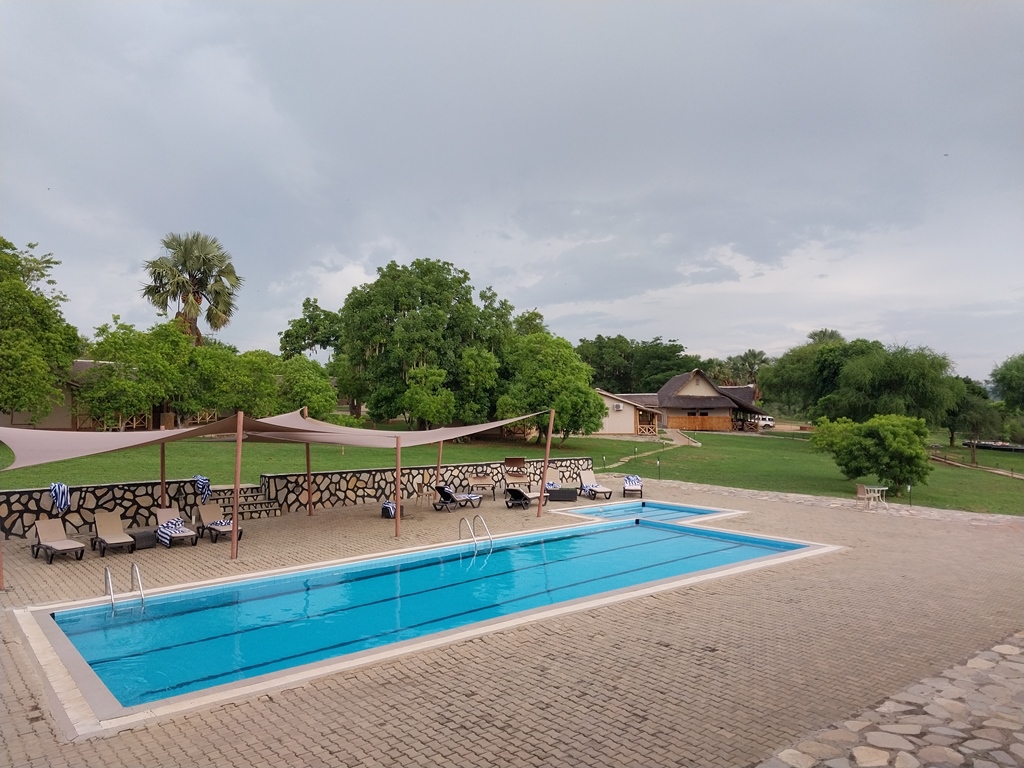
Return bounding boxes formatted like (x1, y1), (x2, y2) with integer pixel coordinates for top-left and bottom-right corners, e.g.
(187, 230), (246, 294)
(864, 485), (889, 510)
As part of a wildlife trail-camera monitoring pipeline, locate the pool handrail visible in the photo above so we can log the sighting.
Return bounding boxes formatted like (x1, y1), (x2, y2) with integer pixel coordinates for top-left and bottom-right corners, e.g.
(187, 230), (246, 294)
(458, 517), (478, 555)
(471, 515), (494, 554)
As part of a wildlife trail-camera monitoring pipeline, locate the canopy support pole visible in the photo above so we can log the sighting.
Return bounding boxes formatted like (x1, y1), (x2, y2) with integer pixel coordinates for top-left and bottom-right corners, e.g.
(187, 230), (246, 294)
(394, 436), (402, 537)
(434, 441), (443, 503)
(537, 408), (556, 518)
(305, 443), (313, 516)
(160, 443), (167, 507)
(231, 410), (243, 560)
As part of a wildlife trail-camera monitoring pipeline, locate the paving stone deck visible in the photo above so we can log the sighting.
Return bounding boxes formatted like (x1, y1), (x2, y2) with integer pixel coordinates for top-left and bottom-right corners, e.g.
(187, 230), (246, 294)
(2, 478), (1021, 767)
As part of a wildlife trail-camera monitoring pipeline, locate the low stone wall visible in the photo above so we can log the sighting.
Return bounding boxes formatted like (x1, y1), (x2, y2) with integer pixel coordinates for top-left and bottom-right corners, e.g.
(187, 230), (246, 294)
(263, 457), (592, 513)
(0, 479), (201, 539)
(0, 457), (593, 539)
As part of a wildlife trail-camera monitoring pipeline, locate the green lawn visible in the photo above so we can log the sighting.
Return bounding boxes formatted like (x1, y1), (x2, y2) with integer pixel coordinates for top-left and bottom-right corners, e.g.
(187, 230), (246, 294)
(2, 432), (1020, 516)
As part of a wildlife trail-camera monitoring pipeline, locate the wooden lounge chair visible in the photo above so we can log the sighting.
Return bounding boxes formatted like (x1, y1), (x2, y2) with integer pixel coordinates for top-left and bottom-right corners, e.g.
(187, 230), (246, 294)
(154, 507), (199, 547)
(195, 502), (243, 544)
(433, 485), (483, 513)
(503, 457), (531, 491)
(468, 474), (497, 500)
(623, 475), (644, 498)
(578, 469), (613, 500)
(504, 486), (548, 509)
(90, 511), (136, 557)
(31, 517), (85, 564)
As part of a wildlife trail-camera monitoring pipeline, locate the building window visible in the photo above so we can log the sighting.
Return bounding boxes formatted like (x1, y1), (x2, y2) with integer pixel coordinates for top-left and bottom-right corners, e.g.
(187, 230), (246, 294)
(699, 411), (709, 417)
(687, 411), (697, 417)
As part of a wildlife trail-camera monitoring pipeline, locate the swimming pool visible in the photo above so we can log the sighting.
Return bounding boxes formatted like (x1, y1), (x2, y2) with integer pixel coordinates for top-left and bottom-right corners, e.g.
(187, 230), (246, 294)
(52, 517), (808, 709)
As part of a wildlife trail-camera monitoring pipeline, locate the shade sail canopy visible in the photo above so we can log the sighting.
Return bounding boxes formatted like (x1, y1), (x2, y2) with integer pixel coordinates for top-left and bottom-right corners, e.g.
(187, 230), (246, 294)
(0, 411), (543, 470)
(250, 411), (545, 449)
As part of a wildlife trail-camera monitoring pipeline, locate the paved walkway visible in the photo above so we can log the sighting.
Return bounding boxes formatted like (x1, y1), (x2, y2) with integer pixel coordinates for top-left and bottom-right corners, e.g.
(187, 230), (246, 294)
(2, 478), (1021, 767)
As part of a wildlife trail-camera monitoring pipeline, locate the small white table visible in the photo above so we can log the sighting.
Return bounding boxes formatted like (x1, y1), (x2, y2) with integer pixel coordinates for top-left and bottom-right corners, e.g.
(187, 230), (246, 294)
(864, 486), (889, 509)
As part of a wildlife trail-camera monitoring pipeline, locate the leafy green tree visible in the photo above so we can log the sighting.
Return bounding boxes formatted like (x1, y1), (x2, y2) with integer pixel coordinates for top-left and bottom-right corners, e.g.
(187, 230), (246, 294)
(497, 333), (606, 445)
(338, 259), (483, 422)
(941, 377), (1002, 455)
(278, 355), (337, 420)
(634, 338), (701, 391)
(811, 414), (933, 492)
(403, 366), (456, 429)
(806, 328), (846, 345)
(0, 237), (80, 422)
(225, 351), (281, 417)
(78, 317), (184, 429)
(141, 232), (244, 344)
(990, 353), (1024, 411)
(456, 347), (499, 424)
(817, 345), (960, 425)
(760, 343), (819, 413)
(279, 298), (343, 359)
(575, 335), (699, 393)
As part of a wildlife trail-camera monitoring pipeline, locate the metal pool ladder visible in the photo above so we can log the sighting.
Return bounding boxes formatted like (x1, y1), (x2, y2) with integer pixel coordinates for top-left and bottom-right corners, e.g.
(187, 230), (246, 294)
(459, 514), (494, 556)
(103, 562), (147, 614)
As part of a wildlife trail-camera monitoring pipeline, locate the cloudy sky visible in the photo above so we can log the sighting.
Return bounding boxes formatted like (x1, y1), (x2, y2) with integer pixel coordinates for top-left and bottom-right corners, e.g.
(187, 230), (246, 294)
(2, 1), (1021, 381)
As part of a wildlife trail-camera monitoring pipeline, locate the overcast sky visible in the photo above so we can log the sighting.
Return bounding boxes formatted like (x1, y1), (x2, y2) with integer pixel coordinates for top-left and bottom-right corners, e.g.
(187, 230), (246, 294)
(2, 1), (1021, 381)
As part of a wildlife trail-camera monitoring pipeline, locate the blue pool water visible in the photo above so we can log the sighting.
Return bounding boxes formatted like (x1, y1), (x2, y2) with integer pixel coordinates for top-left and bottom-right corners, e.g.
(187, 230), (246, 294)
(54, 515), (805, 708)
(579, 500), (718, 523)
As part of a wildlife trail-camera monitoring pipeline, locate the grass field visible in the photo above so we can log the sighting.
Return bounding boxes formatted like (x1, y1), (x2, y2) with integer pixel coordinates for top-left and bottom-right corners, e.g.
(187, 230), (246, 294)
(2, 432), (1020, 516)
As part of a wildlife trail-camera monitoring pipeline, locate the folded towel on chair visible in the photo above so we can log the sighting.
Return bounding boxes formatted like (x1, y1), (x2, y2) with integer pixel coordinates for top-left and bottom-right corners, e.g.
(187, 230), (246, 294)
(381, 501), (397, 519)
(156, 517), (187, 547)
(208, 519), (232, 528)
(544, 481), (561, 491)
(624, 475), (642, 486)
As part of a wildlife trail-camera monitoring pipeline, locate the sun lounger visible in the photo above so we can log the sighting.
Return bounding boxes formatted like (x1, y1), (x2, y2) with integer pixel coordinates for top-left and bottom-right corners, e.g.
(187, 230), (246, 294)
(578, 469), (613, 500)
(155, 507), (198, 547)
(90, 511), (136, 557)
(31, 517), (85, 564)
(503, 457), (531, 491)
(623, 475), (644, 498)
(195, 502), (243, 543)
(504, 486), (548, 509)
(433, 485), (483, 512)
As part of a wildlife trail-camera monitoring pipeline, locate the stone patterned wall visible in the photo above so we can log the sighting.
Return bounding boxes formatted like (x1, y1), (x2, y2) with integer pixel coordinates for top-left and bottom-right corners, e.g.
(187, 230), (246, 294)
(0, 480), (201, 539)
(262, 457), (593, 514)
(0, 457), (594, 539)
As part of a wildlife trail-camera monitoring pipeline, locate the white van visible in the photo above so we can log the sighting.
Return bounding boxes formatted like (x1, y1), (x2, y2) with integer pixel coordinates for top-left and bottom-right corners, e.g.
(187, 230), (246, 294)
(754, 415), (775, 429)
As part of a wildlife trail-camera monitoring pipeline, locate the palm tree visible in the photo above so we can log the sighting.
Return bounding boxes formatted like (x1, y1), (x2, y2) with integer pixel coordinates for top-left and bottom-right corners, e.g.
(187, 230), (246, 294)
(141, 232), (244, 344)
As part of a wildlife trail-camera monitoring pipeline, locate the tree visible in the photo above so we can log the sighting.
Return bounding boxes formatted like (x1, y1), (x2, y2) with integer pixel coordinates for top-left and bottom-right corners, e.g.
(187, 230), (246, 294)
(817, 344), (960, 425)
(77, 317), (185, 429)
(225, 351), (281, 417)
(279, 298), (342, 359)
(337, 259), (483, 422)
(278, 355), (338, 420)
(990, 353), (1024, 411)
(455, 347), (499, 425)
(141, 232), (244, 344)
(941, 377), (1002, 457)
(403, 366), (456, 429)
(811, 414), (933, 492)
(497, 333), (606, 445)
(0, 237), (80, 423)
(576, 334), (634, 393)
(806, 328), (846, 345)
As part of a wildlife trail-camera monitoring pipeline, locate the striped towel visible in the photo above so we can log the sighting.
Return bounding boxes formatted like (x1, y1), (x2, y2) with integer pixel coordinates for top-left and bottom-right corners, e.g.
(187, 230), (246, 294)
(381, 501), (397, 519)
(440, 485), (456, 497)
(192, 475), (211, 504)
(49, 482), (71, 513)
(624, 475), (642, 486)
(209, 519), (232, 528)
(156, 517), (187, 547)
(580, 484), (597, 495)
(544, 481), (561, 491)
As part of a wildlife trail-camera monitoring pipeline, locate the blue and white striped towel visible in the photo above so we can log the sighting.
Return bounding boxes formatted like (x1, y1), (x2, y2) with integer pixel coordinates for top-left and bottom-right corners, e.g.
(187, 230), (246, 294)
(209, 519), (232, 528)
(580, 484), (597, 495)
(624, 475), (642, 486)
(192, 475), (211, 504)
(381, 501), (397, 519)
(156, 517), (187, 547)
(49, 482), (71, 513)
(544, 481), (561, 491)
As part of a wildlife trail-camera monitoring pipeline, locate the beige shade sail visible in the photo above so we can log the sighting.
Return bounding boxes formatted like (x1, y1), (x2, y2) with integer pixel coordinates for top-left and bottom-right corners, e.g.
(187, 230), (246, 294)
(0, 411), (544, 470)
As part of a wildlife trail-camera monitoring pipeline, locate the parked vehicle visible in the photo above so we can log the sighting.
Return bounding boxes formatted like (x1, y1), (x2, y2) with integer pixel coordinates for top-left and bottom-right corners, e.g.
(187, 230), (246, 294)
(754, 415), (775, 429)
